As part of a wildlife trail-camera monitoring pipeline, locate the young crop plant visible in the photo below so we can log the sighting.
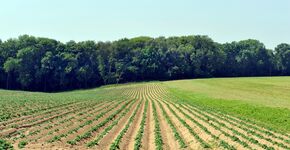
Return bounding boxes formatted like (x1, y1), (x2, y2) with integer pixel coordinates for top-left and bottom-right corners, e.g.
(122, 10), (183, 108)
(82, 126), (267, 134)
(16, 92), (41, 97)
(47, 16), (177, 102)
(191, 103), (290, 143)
(181, 106), (239, 149)
(134, 100), (149, 150)
(48, 100), (125, 143)
(185, 104), (288, 149)
(67, 100), (134, 145)
(156, 101), (187, 148)
(28, 130), (40, 136)
(220, 140), (236, 150)
(0, 139), (14, 150)
(152, 101), (163, 150)
(109, 102), (142, 150)
(222, 116), (290, 148)
(181, 103), (266, 149)
(163, 101), (211, 149)
(47, 135), (62, 143)
(18, 141), (28, 149)
(167, 101), (235, 149)
(87, 101), (136, 147)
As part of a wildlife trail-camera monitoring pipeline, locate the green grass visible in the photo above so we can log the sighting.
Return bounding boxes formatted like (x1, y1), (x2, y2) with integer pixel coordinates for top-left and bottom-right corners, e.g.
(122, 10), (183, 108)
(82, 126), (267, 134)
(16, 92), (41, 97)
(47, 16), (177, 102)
(162, 76), (290, 132)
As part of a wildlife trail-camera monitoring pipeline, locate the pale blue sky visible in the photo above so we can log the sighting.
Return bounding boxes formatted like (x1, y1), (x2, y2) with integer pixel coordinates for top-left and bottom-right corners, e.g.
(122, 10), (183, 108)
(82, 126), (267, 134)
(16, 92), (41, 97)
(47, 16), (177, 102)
(0, 0), (289, 49)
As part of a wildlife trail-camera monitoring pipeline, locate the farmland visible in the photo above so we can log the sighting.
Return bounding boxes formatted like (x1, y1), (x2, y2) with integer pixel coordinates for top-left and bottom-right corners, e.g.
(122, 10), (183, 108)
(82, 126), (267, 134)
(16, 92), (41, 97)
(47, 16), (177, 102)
(1, 77), (290, 149)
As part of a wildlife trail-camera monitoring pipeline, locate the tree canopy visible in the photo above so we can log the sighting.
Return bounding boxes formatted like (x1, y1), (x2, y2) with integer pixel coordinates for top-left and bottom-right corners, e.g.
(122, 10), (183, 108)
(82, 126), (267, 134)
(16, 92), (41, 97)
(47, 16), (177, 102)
(0, 35), (289, 91)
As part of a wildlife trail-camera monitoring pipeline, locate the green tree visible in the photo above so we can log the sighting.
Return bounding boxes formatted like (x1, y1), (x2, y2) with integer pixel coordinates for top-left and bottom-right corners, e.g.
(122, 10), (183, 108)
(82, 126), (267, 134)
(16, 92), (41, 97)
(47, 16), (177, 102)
(0, 34), (288, 91)
(3, 57), (19, 89)
(275, 43), (290, 75)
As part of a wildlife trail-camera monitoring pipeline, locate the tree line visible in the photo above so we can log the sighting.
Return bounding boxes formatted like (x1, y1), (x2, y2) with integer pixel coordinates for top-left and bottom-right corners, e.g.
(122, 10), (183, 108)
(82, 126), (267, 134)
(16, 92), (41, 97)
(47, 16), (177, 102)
(0, 35), (289, 91)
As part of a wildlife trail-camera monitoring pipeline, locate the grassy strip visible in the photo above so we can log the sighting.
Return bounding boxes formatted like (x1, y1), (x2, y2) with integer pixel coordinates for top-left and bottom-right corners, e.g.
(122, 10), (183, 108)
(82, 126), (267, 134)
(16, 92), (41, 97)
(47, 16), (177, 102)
(167, 88), (290, 148)
(210, 108), (290, 144)
(166, 86), (290, 133)
(185, 104), (288, 149)
(156, 100), (187, 148)
(165, 85), (290, 144)
(178, 103), (263, 150)
(180, 105), (274, 150)
(134, 100), (149, 150)
(152, 101), (163, 150)
(162, 91), (246, 150)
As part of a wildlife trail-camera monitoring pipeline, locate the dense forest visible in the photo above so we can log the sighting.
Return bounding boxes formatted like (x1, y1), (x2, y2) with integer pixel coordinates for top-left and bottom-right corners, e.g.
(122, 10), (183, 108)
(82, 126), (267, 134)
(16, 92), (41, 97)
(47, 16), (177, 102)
(0, 35), (289, 91)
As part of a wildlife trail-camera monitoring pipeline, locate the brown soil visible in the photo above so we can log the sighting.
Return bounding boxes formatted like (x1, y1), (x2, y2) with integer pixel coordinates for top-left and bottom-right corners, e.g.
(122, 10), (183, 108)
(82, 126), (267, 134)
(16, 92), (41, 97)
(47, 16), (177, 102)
(94, 100), (141, 149)
(3, 83), (290, 150)
(120, 100), (145, 149)
(141, 92), (155, 150)
(152, 100), (179, 149)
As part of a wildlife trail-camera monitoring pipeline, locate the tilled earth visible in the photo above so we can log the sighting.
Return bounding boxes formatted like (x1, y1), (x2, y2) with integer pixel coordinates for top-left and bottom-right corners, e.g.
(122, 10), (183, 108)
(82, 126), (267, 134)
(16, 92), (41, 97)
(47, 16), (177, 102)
(1, 84), (290, 150)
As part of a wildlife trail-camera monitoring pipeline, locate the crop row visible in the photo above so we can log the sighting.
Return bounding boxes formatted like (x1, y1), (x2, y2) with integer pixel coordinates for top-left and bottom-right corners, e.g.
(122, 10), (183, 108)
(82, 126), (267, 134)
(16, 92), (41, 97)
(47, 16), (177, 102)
(87, 100), (138, 147)
(47, 99), (126, 143)
(162, 100), (211, 148)
(156, 100), (187, 148)
(164, 100), (239, 150)
(21, 101), (113, 143)
(184, 103), (289, 149)
(206, 106), (290, 144)
(134, 100), (149, 150)
(109, 101), (143, 150)
(152, 101), (163, 150)
(66, 100), (134, 145)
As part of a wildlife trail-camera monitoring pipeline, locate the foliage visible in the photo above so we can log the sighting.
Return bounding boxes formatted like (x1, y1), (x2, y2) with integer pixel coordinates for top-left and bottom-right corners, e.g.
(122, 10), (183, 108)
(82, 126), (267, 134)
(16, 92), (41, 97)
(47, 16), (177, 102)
(18, 141), (27, 149)
(0, 139), (13, 150)
(0, 35), (288, 91)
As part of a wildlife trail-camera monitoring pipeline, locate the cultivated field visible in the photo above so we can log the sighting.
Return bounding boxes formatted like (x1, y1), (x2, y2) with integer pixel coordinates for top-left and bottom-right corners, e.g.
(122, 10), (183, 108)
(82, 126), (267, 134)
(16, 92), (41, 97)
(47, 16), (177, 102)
(1, 81), (290, 149)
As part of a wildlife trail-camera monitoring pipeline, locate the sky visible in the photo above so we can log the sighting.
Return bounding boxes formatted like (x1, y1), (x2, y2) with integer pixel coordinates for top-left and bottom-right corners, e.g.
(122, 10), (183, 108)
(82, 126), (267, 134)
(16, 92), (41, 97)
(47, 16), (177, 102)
(0, 0), (289, 49)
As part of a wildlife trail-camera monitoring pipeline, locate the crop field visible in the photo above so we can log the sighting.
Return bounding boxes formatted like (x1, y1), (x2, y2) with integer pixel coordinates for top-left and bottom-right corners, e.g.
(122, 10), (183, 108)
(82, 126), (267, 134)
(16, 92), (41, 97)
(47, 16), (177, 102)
(1, 79), (290, 149)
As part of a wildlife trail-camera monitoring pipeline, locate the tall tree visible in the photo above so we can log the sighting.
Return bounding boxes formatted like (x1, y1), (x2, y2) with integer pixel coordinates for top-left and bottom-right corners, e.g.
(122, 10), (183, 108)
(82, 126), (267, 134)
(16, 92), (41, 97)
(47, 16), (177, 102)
(275, 43), (290, 75)
(3, 58), (19, 89)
